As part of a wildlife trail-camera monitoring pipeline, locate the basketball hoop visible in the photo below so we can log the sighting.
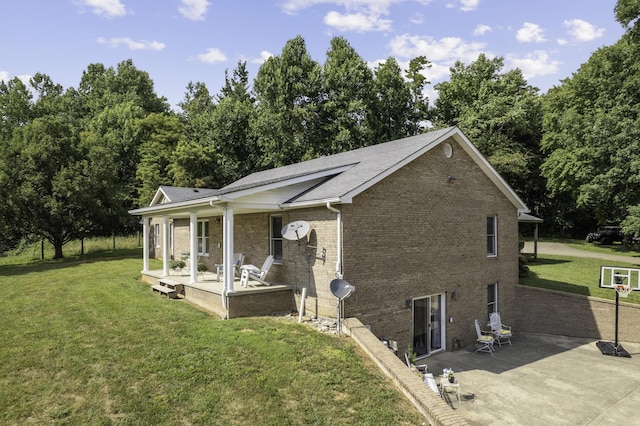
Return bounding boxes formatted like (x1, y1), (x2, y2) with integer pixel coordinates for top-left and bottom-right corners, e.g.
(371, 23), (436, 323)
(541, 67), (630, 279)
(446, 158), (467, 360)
(616, 285), (632, 298)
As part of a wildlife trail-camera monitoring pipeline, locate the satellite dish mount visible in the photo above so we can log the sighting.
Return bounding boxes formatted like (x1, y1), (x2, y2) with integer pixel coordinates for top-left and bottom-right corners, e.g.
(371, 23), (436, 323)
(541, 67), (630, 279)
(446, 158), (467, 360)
(330, 278), (355, 336)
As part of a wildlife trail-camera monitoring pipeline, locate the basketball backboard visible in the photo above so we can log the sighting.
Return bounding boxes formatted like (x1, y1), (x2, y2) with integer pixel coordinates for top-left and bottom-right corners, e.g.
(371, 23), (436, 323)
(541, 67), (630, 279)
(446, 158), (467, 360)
(600, 266), (640, 293)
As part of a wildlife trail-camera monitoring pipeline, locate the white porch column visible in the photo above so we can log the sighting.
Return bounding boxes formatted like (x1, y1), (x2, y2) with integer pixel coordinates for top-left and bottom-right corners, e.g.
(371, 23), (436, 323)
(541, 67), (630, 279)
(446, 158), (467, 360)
(190, 212), (198, 284)
(223, 205), (235, 294)
(162, 215), (170, 276)
(142, 217), (150, 272)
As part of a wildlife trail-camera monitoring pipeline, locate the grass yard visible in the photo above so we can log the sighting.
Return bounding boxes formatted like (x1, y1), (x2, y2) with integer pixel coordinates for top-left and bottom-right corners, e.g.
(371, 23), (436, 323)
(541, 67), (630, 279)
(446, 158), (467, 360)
(521, 254), (640, 304)
(0, 253), (424, 425)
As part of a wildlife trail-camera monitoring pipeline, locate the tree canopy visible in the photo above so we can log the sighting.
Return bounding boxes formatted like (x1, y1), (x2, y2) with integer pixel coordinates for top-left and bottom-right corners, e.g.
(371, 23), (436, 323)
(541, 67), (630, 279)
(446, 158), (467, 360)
(5, 4), (640, 255)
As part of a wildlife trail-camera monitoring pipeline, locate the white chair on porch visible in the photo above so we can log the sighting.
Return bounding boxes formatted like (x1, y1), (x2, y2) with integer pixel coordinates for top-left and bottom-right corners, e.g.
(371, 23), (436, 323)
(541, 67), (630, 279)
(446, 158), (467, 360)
(216, 253), (245, 282)
(474, 319), (495, 355)
(489, 312), (512, 346)
(240, 255), (274, 286)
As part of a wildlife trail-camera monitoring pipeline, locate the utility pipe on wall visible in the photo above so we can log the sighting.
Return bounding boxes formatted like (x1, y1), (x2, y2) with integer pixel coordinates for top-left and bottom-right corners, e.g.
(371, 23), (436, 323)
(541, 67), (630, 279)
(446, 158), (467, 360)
(326, 202), (343, 278)
(298, 287), (307, 323)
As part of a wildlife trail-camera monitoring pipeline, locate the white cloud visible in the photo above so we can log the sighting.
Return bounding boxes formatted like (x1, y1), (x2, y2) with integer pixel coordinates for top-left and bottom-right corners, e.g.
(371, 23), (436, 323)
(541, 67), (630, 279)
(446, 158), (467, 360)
(516, 23), (546, 43)
(179, 0), (210, 21)
(74, 0), (127, 18)
(97, 37), (166, 51)
(459, 0), (480, 12)
(0, 72), (32, 86)
(473, 24), (491, 36)
(324, 10), (391, 32)
(281, 0), (404, 32)
(410, 13), (423, 25)
(197, 48), (227, 63)
(506, 50), (560, 79)
(251, 51), (274, 64)
(389, 33), (487, 63)
(563, 19), (605, 42)
(281, 0), (404, 15)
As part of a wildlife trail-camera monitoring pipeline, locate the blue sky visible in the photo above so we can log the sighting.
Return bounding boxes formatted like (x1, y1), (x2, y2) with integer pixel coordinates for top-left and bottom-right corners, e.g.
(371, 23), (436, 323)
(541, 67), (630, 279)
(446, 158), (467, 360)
(0, 0), (625, 110)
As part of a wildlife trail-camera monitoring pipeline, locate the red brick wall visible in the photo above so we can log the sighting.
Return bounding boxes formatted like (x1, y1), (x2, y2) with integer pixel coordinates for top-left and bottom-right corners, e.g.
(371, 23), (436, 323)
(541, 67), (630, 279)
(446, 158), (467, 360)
(339, 137), (520, 355)
(149, 136), (521, 354)
(515, 285), (640, 342)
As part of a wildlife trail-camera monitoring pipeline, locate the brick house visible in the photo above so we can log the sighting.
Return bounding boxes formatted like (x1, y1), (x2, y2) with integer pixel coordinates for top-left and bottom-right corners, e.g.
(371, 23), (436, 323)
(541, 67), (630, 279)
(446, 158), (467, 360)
(130, 126), (528, 357)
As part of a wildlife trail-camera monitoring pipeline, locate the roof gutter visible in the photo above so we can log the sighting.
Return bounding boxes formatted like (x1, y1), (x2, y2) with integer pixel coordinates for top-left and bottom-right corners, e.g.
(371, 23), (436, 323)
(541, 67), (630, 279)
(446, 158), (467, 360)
(326, 202), (343, 279)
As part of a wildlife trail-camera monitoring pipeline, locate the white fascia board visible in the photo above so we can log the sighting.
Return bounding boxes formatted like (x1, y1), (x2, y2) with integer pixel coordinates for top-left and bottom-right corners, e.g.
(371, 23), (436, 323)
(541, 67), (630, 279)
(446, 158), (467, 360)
(129, 196), (220, 216)
(215, 201), (282, 211)
(221, 165), (354, 200)
(280, 197), (346, 209)
(149, 187), (170, 206)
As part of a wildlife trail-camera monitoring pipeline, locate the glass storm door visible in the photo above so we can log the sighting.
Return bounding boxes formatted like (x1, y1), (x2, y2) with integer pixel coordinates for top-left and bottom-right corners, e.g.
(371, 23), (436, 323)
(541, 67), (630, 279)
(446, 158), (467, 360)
(412, 294), (444, 357)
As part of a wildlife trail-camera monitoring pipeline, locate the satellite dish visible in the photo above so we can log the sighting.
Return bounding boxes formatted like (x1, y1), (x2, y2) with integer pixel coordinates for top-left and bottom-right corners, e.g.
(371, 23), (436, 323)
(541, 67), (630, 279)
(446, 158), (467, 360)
(330, 278), (355, 337)
(330, 278), (355, 300)
(281, 220), (310, 241)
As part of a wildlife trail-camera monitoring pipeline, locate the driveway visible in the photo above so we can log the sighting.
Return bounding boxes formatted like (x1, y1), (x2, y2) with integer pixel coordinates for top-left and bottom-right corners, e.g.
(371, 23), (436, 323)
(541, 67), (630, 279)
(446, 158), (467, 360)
(523, 241), (640, 265)
(427, 332), (640, 425)
(424, 242), (640, 425)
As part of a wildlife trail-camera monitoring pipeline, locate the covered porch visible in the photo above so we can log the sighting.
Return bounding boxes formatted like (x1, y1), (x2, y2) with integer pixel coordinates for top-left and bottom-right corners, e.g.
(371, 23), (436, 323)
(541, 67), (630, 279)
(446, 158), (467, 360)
(141, 269), (295, 319)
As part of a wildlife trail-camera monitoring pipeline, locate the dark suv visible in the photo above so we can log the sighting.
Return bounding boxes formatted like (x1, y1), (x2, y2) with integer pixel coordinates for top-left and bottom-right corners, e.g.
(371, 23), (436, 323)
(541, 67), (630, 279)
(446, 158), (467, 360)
(585, 226), (625, 245)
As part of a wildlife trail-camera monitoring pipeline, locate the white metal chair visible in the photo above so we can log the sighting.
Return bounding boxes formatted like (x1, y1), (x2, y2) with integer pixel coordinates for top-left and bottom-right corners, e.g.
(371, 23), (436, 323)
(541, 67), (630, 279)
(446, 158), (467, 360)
(240, 255), (274, 286)
(216, 253), (245, 281)
(474, 319), (495, 355)
(404, 352), (427, 374)
(489, 312), (512, 346)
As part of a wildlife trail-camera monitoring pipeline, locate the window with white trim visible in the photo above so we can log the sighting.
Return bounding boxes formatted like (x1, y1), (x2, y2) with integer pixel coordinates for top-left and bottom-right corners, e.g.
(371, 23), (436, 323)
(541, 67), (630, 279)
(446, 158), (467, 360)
(270, 215), (283, 263)
(487, 283), (498, 319)
(197, 220), (209, 256)
(487, 215), (497, 256)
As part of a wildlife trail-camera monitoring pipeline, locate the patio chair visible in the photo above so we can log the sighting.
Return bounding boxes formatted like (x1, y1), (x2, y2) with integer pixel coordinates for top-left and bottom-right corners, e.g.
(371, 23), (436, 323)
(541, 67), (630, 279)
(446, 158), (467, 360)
(489, 312), (512, 346)
(423, 373), (441, 396)
(404, 352), (427, 374)
(240, 255), (274, 286)
(474, 319), (495, 355)
(216, 253), (245, 281)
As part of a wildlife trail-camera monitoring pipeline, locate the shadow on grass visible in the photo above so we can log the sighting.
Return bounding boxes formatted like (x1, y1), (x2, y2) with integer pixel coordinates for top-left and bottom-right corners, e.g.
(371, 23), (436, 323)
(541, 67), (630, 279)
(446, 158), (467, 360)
(522, 257), (594, 296)
(520, 272), (593, 296)
(525, 257), (571, 266)
(0, 248), (143, 277)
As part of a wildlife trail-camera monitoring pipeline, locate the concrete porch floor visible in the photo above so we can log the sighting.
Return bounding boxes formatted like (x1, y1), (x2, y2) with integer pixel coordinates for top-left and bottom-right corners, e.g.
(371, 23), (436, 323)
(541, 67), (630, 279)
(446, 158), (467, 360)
(422, 332), (640, 425)
(141, 269), (291, 294)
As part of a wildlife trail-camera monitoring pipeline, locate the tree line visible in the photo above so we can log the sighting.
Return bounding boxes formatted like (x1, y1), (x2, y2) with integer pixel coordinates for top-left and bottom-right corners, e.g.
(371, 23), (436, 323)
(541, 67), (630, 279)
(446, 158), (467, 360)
(1, 1), (640, 257)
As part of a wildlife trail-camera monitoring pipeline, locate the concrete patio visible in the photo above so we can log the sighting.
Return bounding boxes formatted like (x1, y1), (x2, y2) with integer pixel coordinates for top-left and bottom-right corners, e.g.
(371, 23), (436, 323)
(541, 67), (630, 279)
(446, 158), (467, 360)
(423, 332), (640, 425)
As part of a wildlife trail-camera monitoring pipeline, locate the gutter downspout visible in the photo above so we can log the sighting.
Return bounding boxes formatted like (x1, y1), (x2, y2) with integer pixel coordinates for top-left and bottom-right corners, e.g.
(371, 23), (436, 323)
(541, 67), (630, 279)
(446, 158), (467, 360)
(326, 202), (343, 279)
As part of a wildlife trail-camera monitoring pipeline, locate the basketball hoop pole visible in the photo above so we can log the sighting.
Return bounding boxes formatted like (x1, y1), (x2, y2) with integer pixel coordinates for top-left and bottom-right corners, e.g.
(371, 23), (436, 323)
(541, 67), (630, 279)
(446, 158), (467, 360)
(596, 267), (633, 358)
(614, 290), (620, 351)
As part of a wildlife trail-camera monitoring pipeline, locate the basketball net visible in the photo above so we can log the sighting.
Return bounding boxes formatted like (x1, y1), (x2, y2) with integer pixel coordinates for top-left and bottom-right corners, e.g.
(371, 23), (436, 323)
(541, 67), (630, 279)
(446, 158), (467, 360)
(615, 285), (632, 298)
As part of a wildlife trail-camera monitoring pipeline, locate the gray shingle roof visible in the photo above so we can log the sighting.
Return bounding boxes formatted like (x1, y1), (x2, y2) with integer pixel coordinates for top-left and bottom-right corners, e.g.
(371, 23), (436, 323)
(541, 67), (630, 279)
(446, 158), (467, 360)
(218, 126), (454, 203)
(131, 126), (527, 215)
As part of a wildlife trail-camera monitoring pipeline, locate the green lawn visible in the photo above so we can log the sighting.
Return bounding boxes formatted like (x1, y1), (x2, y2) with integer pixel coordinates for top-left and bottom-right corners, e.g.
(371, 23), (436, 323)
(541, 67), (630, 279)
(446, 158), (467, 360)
(0, 251), (424, 425)
(521, 253), (640, 304)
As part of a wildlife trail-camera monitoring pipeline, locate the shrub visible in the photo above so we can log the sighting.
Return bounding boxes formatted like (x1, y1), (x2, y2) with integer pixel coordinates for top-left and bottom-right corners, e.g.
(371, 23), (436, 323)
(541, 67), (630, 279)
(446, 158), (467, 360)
(170, 259), (186, 270)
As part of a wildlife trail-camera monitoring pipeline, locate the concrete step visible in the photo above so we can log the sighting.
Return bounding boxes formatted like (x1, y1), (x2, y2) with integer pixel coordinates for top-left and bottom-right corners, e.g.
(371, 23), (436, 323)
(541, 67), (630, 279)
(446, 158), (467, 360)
(152, 284), (177, 298)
